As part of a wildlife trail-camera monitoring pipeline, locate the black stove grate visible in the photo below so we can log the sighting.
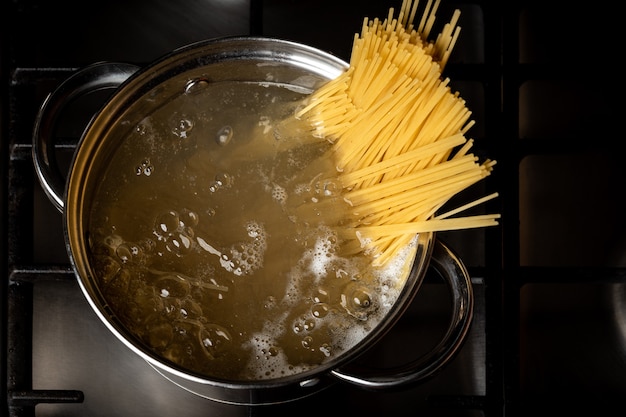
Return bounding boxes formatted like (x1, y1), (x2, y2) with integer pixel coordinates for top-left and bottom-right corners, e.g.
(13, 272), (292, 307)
(4, 65), (81, 415)
(4, 1), (626, 416)
(10, 1), (497, 415)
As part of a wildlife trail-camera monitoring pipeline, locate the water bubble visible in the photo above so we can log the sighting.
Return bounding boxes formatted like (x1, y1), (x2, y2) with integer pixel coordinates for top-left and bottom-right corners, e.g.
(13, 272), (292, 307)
(264, 295), (276, 309)
(135, 158), (154, 176)
(115, 242), (143, 264)
(301, 336), (313, 349)
(215, 172), (233, 188)
(179, 298), (203, 320)
(341, 282), (374, 320)
(216, 125), (233, 146)
(247, 223), (261, 239)
(319, 344), (332, 357)
(294, 183), (308, 195)
(303, 319), (315, 331)
(311, 303), (330, 318)
(156, 211), (180, 234)
(184, 78), (210, 95)
(180, 234), (192, 248)
(172, 118), (194, 138)
(115, 244), (132, 263)
(135, 123), (148, 136)
(199, 324), (233, 359)
(350, 286), (371, 308)
(271, 183), (287, 205)
(180, 209), (199, 227)
(321, 179), (339, 197)
(312, 288), (330, 304)
(208, 181), (220, 193)
(155, 274), (191, 298)
(165, 233), (193, 256)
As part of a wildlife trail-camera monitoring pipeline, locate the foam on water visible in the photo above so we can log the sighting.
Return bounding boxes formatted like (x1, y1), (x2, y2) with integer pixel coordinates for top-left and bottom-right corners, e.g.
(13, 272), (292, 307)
(237, 227), (411, 380)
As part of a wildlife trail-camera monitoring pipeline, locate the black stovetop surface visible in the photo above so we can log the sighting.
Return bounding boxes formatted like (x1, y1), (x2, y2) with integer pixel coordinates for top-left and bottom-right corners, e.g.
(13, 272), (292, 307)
(3, 1), (626, 416)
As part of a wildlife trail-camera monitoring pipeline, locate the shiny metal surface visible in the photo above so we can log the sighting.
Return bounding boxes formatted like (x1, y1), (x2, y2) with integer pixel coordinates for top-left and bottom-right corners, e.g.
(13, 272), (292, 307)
(32, 62), (139, 211)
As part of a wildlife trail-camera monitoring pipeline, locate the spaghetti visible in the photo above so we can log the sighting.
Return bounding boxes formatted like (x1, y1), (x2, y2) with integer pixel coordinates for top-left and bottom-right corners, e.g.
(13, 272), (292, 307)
(297, 0), (500, 266)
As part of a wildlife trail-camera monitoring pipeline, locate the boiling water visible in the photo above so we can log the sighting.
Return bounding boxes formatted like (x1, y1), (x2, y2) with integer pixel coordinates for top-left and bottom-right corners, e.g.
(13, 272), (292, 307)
(88, 78), (415, 381)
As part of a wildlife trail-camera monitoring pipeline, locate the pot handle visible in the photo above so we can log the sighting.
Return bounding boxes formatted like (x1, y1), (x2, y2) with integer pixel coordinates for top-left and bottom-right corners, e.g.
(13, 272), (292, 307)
(32, 62), (140, 212)
(330, 239), (474, 390)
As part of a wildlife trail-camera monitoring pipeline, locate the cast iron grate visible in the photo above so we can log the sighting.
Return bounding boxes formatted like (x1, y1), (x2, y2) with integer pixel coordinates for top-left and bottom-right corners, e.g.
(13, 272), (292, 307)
(7, 1), (624, 416)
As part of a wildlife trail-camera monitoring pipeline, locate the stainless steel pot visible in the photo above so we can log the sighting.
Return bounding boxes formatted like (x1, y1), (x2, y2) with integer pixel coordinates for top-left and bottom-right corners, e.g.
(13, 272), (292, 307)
(32, 36), (474, 405)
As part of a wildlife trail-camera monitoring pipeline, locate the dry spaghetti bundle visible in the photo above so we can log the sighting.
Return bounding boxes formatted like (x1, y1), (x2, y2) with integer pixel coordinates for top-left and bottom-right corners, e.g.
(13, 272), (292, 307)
(295, 0), (500, 266)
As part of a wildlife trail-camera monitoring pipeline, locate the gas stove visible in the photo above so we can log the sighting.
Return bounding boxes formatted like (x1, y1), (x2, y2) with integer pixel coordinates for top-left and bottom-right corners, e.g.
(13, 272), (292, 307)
(2, 1), (626, 416)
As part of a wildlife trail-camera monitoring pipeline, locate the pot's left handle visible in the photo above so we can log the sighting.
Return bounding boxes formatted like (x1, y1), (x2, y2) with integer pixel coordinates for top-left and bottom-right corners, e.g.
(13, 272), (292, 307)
(32, 62), (139, 212)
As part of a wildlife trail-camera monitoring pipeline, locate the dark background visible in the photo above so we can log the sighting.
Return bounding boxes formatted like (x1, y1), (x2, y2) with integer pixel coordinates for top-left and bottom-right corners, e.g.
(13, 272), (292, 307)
(2, 1), (626, 416)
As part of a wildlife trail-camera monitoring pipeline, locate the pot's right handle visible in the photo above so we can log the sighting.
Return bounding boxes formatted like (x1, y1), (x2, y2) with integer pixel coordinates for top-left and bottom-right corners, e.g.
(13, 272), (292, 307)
(32, 62), (139, 212)
(331, 239), (474, 390)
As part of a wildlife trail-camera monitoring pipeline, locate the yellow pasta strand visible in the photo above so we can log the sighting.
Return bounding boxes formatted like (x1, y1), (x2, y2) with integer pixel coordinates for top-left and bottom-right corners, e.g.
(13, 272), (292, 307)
(296, 0), (499, 265)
